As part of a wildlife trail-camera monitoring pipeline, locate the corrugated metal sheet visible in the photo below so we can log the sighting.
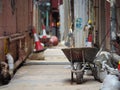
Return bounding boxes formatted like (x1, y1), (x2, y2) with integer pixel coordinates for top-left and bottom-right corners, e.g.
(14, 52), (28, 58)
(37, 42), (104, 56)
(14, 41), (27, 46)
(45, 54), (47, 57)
(0, 0), (16, 36)
(16, 0), (29, 32)
(93, 0), (99, 46)
(98, 0), (106, 47)
(0, 0), (33, 70)
(33, 3), (39, 33)
(105, 1), (110, 49)
(0, 38), (6, 61)
(116, 0), (120, 33)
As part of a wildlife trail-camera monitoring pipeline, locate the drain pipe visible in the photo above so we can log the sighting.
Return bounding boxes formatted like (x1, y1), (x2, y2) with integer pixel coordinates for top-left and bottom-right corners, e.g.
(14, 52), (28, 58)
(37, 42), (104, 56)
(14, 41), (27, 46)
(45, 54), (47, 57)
(110, 0), (117, 52)
(6, 53), (14, 77)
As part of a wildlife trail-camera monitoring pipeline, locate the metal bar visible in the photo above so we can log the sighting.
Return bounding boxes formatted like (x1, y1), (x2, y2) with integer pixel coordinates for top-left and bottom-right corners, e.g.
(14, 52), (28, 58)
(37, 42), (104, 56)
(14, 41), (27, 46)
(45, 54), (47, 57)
(110, 0), (117, 52)
(71, 63), (87, 73)
(0, 36), (9, 39)
(9, 35), (25, 42)
(10, 33), (23, 37)
(82, 50), (85, 64)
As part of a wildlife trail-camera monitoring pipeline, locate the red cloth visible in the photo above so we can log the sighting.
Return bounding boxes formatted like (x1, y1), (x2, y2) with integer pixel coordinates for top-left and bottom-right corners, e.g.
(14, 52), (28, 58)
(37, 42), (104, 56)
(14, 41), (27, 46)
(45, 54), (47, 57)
(118, 63), (120, 70)
(88, 34), (92, 42)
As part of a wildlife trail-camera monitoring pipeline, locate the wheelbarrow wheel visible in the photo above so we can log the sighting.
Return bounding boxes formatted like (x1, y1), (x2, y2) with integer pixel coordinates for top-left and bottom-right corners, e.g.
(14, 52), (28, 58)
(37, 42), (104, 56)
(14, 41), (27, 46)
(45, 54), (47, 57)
(92, 67), (100, 81)
(71, 71), (74, 82)
(76, 63), (84, 84)
(76, 71), (84, 84)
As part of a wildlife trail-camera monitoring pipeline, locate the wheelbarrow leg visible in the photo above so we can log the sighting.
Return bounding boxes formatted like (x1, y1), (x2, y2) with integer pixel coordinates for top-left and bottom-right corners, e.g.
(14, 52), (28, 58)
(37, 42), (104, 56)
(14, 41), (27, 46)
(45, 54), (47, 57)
(71, 62), (74, 84)
(76, 63), (84, 84)
(71, 71), (74, 84)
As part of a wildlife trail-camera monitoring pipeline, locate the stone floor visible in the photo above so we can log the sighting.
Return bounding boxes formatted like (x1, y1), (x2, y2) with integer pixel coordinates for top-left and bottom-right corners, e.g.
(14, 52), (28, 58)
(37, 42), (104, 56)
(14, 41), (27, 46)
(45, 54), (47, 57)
(0, 45), (102, 90)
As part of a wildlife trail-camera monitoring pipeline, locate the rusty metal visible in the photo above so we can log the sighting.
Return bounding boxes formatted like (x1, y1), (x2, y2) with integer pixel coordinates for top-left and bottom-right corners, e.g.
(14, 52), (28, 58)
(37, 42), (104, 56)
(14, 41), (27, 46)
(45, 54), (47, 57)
(62, 47), (98, 63)
(0, 36), (9, 39)
(0, 0), (33, 85)
(62, 47), (98, 84)
(9, 34), (25, 42)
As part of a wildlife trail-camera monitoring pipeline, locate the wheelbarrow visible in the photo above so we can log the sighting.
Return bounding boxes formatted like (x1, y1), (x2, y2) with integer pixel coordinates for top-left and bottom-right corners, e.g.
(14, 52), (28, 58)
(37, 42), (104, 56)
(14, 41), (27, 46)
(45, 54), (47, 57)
(62, 47), (98, 84)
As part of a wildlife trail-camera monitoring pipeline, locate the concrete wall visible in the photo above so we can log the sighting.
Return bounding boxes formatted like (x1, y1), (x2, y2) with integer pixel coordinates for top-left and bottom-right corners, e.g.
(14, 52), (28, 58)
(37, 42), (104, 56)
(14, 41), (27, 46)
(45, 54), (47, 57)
(59, 0), (71, 41)
(74, 0), (88, 47)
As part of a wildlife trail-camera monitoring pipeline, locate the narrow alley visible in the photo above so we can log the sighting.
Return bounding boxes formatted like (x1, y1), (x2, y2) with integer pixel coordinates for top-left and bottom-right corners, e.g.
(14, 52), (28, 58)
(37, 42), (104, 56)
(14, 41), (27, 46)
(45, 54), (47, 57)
(0, 45), (101, 90)
(0, 0), (120, 90)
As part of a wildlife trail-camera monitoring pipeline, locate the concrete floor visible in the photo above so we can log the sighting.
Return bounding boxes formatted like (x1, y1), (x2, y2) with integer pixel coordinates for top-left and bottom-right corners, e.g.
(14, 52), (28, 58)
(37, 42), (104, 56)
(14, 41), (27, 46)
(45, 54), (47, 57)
(0, 46), (102, 90)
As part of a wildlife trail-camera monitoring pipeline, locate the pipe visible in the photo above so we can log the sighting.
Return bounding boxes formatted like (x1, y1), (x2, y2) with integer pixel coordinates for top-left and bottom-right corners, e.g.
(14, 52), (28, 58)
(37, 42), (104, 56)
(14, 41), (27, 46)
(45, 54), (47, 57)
(110, 0), (117, 52)
(6, 53), (14, 77)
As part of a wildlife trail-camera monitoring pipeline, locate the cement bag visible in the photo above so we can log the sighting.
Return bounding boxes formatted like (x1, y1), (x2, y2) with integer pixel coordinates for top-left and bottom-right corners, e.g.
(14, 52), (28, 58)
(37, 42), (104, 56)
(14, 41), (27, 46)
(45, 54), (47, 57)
(28, 52), (45, 60)
(100, 75), (120, 90)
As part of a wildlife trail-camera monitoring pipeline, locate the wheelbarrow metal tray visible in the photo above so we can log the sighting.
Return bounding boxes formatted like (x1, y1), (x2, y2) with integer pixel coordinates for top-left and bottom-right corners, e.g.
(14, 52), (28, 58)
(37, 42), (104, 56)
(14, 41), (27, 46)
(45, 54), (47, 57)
(62, 47), (98, 63)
